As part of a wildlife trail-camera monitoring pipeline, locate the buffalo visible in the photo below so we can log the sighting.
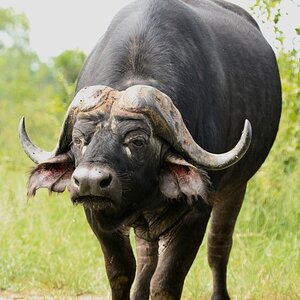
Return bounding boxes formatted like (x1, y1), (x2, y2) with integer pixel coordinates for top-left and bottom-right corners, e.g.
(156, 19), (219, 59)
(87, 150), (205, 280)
(19, 0), (281, 299)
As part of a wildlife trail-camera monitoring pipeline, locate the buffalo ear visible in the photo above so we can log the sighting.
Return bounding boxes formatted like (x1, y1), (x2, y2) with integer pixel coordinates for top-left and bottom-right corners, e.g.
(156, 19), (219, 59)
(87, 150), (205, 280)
(159, 153), (210, 204)
(27, 153), (75, 197)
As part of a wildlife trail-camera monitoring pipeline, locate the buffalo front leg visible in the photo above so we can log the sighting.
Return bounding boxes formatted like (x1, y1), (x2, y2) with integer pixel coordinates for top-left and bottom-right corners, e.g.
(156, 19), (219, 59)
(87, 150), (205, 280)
(208, 185), (247, 300)
(84, 209), (136, 300)
(150, 203), (211, 300)
(132, 236), (158, 300)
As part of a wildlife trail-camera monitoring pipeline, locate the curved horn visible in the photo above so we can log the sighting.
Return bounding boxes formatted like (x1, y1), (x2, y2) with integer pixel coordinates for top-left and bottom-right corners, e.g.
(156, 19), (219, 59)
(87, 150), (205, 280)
(19, 85), (116, 164)
(116, 85), (252, 170)
(19, 117), (53, 164)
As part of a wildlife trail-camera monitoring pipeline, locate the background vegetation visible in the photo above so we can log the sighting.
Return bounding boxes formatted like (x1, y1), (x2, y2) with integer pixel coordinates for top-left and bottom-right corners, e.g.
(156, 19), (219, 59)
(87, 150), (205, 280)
(0, 1), (299, 299)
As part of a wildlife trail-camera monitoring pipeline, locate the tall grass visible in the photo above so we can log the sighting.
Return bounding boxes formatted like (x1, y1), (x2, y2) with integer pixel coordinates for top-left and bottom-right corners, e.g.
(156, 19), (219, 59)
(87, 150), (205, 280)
(0, 75), (299, 299)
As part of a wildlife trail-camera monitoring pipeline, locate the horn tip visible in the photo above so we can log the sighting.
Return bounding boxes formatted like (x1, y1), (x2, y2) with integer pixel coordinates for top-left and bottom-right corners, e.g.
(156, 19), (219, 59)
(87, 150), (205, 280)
(19, 115), (25, 125)
(243, 119), (252, 143)
(18, 116), (26, 138)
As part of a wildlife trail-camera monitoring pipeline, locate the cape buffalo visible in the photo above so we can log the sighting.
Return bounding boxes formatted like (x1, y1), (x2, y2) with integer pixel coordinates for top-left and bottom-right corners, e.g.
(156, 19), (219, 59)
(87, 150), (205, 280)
(19, 0), (281, 299)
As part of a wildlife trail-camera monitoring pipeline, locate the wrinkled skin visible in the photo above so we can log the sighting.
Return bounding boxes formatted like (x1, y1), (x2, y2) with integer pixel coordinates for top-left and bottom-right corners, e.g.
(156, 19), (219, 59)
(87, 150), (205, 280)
(70, 110), (165, 229)
(20, 0), (282, 299)
(67, 99), (212, 230)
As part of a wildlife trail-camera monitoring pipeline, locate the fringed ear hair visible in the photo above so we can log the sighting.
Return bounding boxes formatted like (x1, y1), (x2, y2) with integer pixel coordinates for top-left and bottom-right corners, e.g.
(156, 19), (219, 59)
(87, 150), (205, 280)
(160, 153), (211, 206)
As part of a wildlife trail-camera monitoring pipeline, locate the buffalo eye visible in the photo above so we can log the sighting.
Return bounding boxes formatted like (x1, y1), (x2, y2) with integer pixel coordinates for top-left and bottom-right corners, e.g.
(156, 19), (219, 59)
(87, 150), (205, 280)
(131, 138), (145, 148)
(74, 137), (82, 146)
(123, 132), (149, 150)
(126, 135), (148, 149)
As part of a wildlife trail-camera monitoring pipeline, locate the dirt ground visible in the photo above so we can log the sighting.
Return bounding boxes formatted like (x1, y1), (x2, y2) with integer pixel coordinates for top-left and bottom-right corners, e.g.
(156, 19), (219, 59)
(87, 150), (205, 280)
(0, 292), (105, 300)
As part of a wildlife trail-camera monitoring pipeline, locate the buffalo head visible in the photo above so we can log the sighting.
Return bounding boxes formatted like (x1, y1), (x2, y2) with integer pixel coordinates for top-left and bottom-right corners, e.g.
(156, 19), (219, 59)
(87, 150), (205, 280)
(19, 85), (251, 230)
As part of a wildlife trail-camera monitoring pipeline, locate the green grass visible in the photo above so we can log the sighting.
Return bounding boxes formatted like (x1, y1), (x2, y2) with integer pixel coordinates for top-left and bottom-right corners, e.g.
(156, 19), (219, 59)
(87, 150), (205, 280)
(0, 93), (299, 299)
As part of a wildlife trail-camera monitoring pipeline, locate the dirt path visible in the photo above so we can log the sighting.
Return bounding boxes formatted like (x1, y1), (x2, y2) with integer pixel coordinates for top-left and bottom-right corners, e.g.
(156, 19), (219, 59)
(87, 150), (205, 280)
(0, 292), (105, 300)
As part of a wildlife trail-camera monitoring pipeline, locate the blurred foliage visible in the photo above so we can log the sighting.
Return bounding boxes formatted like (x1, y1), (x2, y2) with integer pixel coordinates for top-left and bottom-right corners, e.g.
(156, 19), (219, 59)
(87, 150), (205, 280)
(277, 50), (300, 172)
(0, 3), (299, 299)
(251, 0), (300, 49)
(51, 49), (86, 103)
(0, 7), (29, 49)
(0, 8), (86, 112)
(52, 50), (86, 85)
(251, 0), (282, 20)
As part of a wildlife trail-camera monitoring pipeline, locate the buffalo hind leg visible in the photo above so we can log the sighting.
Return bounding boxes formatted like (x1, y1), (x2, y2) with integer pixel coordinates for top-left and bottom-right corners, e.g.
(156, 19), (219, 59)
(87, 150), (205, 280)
(132, 236), (158, 300)
(150, 202), (211, 300)
(84, 209), (136, 300)
(208, 185), (247, 300)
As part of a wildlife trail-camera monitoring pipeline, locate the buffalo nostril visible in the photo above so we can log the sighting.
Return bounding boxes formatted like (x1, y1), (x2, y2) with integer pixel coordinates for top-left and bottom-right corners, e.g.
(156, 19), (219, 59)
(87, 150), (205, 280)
(99, 174), (112, 188)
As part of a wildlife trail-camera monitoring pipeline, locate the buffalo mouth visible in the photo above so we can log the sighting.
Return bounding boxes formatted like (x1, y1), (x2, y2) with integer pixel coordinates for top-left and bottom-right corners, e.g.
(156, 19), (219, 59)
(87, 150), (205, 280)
(72, 196), (116, 210)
